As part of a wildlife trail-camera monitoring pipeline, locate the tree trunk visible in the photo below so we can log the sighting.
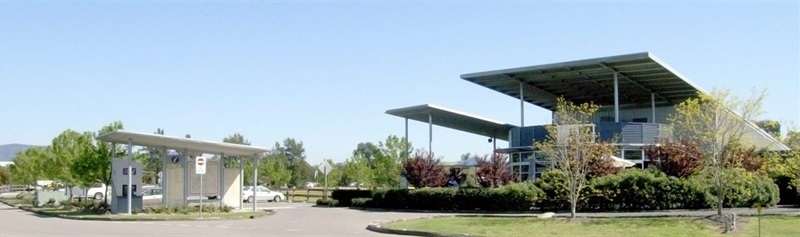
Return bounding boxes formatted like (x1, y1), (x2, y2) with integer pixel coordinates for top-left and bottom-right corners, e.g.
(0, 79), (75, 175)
(717, 191), (724, 216)
(570, 198), (577, 219)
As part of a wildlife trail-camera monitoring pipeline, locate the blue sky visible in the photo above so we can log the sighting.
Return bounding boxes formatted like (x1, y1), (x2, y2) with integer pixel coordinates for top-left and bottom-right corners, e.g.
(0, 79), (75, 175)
(1, 2), (798, 165)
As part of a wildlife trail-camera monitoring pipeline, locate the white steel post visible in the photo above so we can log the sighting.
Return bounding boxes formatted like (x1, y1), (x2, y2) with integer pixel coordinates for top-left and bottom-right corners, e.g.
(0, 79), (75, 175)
(428, 113), (433, 153)
(252, 154), (258, 212)
(219, 153), (224, 208)
(238, 157), (243, 210)
(126, 139), (133, 215)
(405, 118), (409, 160)
(161, 146), (167, 207)
(614, 72), (620, 123)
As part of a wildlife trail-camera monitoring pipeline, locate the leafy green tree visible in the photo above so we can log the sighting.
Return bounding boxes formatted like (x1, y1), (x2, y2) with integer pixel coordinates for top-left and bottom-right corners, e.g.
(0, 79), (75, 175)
(314, 159), (343, 187)
(8, 147), (50, 185)
(535, 97), (613, 219)
(784, 130), (800, 150)
(670, 88), (766, 216)
(755, 120), (782, 139)
(278, 138), (309, 187)
(260, 153), (291, 188)
(343, 154), (372, 187)
(51, 129), (91, 193)
(0, 165), (10, 185)
(93, 121), (126, 205)
(140, 128), (165, 185)
(369, 135), (412, 187)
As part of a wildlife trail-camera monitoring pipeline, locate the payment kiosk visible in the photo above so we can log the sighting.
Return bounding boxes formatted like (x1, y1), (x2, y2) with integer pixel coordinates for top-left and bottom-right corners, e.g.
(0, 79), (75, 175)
(111, 159), (144, 214)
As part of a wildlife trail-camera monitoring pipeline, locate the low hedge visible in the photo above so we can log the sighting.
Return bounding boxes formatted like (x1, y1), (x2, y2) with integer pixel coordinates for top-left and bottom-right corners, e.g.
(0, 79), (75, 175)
(370, 183), (544, 211)
(535, 168), (780, 212)
(330, 189), (372, 207)
(315, 198), (339, 207)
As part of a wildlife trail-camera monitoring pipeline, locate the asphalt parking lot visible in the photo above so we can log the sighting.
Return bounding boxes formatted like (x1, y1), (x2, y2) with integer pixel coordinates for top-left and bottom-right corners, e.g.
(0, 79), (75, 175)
(0, 201), (431, 236)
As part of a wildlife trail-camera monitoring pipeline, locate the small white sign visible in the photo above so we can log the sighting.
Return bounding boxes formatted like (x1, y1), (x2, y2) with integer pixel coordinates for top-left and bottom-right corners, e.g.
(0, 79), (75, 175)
(195, 156), (206, 174)
(318, 161), (333, 176)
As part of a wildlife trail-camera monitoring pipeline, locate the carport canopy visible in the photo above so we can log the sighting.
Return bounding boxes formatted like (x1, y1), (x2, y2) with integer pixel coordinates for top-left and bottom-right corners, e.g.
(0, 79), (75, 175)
(96, 130), (269, 156)
(96, 130), (270, 212)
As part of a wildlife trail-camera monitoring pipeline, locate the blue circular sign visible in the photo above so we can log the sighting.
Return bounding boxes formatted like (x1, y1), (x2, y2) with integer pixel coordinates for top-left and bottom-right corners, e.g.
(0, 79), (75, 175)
(171, 156), (180, 164)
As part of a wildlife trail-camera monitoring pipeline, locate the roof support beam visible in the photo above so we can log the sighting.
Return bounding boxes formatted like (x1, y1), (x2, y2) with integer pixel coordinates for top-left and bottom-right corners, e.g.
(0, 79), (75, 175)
(504, 74), (561, 110)
(519, 81), (524, 127)
(599, 63), (672, 104)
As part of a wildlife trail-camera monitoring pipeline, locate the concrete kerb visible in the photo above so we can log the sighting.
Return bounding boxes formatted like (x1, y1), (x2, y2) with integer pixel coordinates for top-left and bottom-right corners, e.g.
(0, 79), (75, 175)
(1, 198), (274, 221)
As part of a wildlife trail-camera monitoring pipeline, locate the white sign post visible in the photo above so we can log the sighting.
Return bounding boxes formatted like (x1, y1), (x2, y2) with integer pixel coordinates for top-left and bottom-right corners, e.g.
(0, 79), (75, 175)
(318, 162), (333, 200)
(195, 156), (206, 219)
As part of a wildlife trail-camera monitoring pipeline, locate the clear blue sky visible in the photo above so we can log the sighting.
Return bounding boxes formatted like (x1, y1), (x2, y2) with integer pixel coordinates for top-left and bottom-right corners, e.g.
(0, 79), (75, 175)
(2, 2), (798, 165)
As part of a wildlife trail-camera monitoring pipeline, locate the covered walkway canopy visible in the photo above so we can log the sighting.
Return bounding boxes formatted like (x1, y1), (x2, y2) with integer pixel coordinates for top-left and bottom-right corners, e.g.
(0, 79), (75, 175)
(386, 104), (517, 155)
(97, 130), (270, 213)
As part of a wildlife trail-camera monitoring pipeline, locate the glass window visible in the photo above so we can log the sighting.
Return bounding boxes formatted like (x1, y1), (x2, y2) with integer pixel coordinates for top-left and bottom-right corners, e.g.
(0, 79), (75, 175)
(512, 154), (521, 163)
(624, 150), (643, 160)
(258, 187), (269, 192)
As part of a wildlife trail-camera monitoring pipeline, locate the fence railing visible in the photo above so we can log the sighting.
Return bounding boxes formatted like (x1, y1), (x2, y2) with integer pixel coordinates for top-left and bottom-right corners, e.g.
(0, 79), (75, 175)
(0, 185), (29, 194)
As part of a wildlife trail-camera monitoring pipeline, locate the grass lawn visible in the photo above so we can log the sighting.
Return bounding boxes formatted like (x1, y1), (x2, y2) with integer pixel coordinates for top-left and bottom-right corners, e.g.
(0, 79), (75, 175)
(385, 216), (799, 237)
(0, 197), (32, 206)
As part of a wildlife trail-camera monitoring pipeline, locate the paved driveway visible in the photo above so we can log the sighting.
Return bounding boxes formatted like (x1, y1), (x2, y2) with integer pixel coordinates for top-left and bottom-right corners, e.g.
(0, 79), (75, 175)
(0, 202), (431, 236)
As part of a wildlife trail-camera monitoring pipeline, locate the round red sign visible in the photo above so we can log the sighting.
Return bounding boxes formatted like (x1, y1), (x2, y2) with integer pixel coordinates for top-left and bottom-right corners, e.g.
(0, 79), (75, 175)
(197, 158), (205, 166)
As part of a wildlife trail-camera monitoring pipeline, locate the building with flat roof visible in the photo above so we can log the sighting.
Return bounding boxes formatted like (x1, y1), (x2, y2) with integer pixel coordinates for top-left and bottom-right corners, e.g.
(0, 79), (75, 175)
(387, 52), (788, 181)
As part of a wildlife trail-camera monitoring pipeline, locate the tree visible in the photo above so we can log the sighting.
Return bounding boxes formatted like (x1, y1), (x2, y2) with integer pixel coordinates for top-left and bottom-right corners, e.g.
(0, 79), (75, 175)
(141, 128), (165, 185)
(370, 135), (412, 187)
(343, 154), (372, 187)
(0, 165), (10, 185)
(669, 88), (767, 216)
(784, 130), (800, 150)
(644, 139), (704, 178)
(755, 120), (782, 140)
(278, 138), (310, 187)
(93, 121), (125, 205)
(535, 97), (612, 219)
(460, 152), (472, 161)
(401, 150), (448, 188)
(474, 153), (514, 188)
(51, 129), (94, 196)
(260, 153), (291, 188)
(353, 142), (380, 166)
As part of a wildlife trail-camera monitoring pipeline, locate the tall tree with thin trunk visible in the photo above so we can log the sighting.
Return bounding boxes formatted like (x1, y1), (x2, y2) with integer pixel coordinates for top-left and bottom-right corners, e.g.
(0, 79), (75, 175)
(669, 88), (767, 216)
(535, 97), (609, 219)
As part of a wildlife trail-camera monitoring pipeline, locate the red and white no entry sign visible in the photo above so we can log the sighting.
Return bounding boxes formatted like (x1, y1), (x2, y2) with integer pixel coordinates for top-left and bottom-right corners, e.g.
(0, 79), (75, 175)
(195, 156), (206, 174)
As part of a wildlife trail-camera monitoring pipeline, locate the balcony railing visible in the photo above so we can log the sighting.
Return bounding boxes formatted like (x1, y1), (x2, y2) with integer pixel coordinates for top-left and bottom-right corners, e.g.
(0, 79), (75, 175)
(510, 122), (672, 147)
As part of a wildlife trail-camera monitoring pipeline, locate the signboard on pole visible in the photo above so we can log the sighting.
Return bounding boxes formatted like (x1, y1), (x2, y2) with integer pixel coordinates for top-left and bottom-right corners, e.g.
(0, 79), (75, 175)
(318, 162), (333, 176)
(195, 157), (206, 174)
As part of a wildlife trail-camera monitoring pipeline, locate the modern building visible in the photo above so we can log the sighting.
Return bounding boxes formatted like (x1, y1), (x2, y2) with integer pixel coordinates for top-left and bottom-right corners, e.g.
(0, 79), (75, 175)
(387, 52), (789, 181)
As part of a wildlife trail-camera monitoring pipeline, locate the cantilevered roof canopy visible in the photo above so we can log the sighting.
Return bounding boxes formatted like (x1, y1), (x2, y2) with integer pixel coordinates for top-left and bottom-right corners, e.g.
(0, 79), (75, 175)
(386, 104), (517, 141)
(461, 52), (706, 111)
(96, 130), (269, 156)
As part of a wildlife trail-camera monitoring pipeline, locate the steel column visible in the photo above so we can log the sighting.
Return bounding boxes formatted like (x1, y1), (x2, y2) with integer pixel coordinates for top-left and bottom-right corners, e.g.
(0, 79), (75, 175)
(651, 93), (656, 123)
(428, 113), (432, 153)
(219, 153), (225, 208)
(519, 81), (524, 127)
(614, 72), (620, 123)
(126, 139), (133, 215)
(238, 157), (243, 210)
(161, 146), (167, 207)
(405, 118), (409, 160)
(252, 153), (258, 212)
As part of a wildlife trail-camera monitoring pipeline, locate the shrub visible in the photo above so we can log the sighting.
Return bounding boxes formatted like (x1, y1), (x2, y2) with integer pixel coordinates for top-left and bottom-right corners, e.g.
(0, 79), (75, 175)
(588, 169), (706, 211)
(370, 185), (543, 211)
(644, 139), (703, 178)
(315, 198), (339, 207)
(402, 151), (448, 188)
(690, 168), (780, 208)
(350, 198), (372, 208)
(331, 189), (372, 206)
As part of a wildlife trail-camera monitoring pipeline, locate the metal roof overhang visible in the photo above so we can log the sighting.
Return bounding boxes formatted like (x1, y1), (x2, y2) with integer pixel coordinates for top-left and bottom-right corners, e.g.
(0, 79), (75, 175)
(386, 104), (517, 141)
(96, 130), (269, 156)
(460, 52), (707, 111)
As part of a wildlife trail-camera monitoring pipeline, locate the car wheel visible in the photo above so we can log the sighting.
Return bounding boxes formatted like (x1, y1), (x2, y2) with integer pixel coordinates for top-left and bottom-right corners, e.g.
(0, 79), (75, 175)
(247, 196), (254, 203)
(273, 196), (282, 202)
(94, 192), (104, 200)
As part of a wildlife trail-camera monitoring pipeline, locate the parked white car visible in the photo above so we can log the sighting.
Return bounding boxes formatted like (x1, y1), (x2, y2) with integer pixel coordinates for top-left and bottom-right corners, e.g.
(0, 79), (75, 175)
(142, 187), (163, 206)
(86, 183), (110, 200)
(242, 186), (284, 203)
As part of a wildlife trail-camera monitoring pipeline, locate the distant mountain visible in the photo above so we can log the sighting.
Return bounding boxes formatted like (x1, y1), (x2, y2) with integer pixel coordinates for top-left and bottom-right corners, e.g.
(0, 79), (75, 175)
(0, 144), (43, 161)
